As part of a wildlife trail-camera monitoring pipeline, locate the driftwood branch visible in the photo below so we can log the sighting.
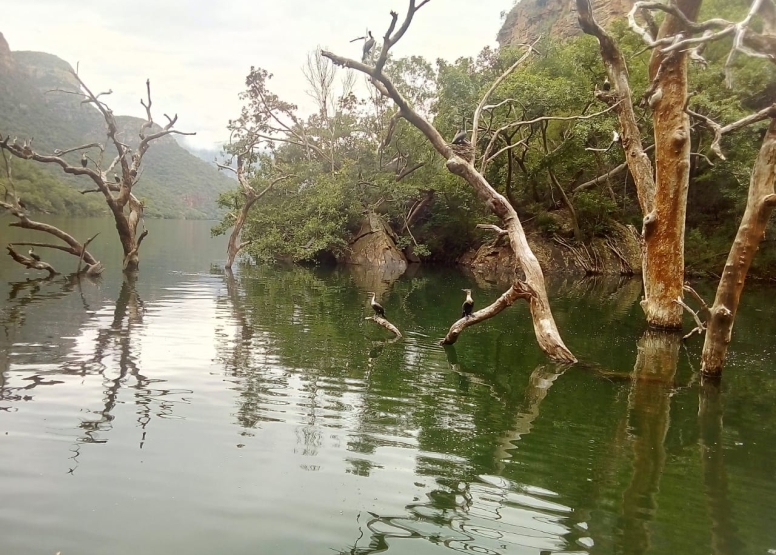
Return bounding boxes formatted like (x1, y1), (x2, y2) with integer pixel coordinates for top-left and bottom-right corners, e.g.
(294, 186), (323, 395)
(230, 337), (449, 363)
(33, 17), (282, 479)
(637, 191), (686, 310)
(6, 245), (58, 276)
(675, 296), (706, 340)
(365, 315), (402, 338)
(683, 282), (711, 319)
(440, 282), (536, 345)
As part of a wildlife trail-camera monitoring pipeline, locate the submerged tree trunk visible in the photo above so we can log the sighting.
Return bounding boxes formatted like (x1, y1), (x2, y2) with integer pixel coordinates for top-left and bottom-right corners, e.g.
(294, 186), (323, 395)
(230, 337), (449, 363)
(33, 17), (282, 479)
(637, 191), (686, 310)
(641, 0), (701, 328)
(577, 0), (701, 328)
(225, 198), (255, 270)
(701, 119), (776, 376)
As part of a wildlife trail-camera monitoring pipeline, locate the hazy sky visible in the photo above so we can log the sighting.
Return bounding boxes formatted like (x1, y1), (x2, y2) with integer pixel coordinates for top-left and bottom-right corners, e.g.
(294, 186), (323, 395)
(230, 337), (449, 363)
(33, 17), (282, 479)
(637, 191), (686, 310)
(1, 0), (507, 150)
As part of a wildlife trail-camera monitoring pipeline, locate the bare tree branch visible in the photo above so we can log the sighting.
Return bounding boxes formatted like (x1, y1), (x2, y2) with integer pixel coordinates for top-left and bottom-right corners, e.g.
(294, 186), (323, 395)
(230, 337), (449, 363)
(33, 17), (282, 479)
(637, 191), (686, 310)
(471, 40), (540, 155)
(6, 245), (58, 277)
(322, 0), (577, 362)
(687, 102), (776, 159)
(366, 315), (402, 338)
(440, 283), (536, 345)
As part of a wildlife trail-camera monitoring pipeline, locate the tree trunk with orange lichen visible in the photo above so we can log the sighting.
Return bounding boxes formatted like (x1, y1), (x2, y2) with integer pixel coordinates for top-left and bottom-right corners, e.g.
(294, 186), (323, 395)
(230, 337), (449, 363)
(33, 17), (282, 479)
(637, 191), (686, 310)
(641, 0), (702, 328)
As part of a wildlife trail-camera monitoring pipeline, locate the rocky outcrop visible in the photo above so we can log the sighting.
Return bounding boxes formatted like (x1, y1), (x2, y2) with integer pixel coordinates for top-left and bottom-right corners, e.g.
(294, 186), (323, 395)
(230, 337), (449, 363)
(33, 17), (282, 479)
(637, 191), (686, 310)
(0, 32), (12, 72)
(497, 0), (635, 46)
(462, 224), (642, 284)
(342, 212), (408, 275)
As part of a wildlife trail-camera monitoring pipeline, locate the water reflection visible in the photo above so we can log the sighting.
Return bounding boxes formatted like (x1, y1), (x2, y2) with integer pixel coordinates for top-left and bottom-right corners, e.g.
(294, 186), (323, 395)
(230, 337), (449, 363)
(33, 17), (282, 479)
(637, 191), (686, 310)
(0, 271), (193, 463)
(699, 381), (742, 555)
(618, 330), (680, 555)
(1, 250), (775, 555)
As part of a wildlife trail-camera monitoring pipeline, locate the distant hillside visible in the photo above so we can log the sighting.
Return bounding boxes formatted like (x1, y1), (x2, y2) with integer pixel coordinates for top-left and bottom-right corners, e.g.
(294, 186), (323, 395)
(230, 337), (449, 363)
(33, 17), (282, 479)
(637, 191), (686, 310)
(497, 0), (635, 46)
(0, 32), (233, 219)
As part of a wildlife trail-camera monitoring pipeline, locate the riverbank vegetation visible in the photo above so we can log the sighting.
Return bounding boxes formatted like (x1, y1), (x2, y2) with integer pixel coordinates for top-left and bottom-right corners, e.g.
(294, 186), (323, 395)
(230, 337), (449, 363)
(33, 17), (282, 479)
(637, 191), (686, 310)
(214, 0), (775, 280)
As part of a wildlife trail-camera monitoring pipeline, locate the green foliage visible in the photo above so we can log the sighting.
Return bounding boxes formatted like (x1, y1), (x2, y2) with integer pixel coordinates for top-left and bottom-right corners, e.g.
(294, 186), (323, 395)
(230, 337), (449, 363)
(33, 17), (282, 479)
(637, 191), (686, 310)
(0, 159), (107, 216)
(216, 0), (776, 274)
(535, 212), (562, 236)
(574, 191), (618, 239)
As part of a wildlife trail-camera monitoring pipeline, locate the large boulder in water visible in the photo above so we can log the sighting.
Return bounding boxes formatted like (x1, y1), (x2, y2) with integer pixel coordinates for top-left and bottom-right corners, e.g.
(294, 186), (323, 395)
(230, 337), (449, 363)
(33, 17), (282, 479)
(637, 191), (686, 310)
(462, 223), (642, 283)
(342, 212), (408, 275)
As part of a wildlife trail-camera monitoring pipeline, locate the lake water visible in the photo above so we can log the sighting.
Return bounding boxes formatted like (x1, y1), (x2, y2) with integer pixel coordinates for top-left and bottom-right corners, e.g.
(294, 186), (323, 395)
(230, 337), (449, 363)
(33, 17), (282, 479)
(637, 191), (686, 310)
(0, 218), (775, 555)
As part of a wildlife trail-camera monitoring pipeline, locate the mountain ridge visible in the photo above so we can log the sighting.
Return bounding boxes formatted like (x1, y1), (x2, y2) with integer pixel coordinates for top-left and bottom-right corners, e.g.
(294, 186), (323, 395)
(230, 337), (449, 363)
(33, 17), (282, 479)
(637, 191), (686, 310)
(0, 31), (232, 219)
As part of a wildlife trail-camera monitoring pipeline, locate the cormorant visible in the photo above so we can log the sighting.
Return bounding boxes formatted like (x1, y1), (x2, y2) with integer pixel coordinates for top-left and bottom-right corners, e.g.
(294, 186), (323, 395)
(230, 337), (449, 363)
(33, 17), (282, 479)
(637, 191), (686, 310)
(367, 291), (385, 318)
(28, 248), (41, 262)
(362, 31), (375, 63)
(461, 288), (474, 318)
(452, 130), (469, 145)
(17, 198), (27, 210)
(81, 153), (88, 168)
(602, 77), (611, 91)
(114, 173), (120, 183)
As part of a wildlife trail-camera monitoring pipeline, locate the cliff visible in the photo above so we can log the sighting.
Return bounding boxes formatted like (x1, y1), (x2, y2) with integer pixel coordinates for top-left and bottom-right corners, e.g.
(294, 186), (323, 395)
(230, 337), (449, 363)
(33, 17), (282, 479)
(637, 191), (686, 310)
(497, 0), (635, 46)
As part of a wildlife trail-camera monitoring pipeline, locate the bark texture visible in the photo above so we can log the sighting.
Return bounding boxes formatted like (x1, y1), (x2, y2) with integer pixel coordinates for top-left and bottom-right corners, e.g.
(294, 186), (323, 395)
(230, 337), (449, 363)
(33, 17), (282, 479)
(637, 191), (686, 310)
(577, 0), (700, 329)
(643, 0), (701, 328)
(701, 118), (776, 376)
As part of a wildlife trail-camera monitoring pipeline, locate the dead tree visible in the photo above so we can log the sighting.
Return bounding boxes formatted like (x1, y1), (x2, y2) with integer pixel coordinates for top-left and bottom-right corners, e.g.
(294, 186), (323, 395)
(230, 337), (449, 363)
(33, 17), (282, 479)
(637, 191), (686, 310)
(697, 114), (776, 376)
(321, 1), (576, 362)
(0, 150), (103, 276)
(579, 0), (776, 375)
(577, 0), (701, 328)
(0, 73), (193, 273)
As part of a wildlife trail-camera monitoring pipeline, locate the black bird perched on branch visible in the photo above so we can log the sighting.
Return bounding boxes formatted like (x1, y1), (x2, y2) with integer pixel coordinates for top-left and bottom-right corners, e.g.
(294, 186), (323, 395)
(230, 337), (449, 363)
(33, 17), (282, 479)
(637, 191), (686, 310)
(451, 130), (469, 145)
(362, 31), (375, 63)
(602, 77), (611, 91)
(81, 153), (88, 168)
(28, 248), (41, 262)
(114, 173), (120, 183)
(17, 198), (27, 210)
(461, 289), (474, 318)
(367, 291), (385, 317)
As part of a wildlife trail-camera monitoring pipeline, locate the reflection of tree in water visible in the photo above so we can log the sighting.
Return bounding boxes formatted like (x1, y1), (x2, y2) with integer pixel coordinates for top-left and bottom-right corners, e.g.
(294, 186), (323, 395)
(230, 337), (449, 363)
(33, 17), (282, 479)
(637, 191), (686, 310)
(77, 276), (192, 457)
(0, 273), (189, 473)
(214, 266), (409, 465)
(0, 275), (95, 405)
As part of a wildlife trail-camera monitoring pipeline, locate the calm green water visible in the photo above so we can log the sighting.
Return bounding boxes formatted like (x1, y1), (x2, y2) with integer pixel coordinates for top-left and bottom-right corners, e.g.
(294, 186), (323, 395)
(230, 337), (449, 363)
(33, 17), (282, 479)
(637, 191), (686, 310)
(0, 217), (775, 555)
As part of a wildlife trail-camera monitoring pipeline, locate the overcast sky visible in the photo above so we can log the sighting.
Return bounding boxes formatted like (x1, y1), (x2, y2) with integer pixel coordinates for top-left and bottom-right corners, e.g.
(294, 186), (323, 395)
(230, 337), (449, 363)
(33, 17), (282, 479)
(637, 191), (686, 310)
(1, 0), (508, 150)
